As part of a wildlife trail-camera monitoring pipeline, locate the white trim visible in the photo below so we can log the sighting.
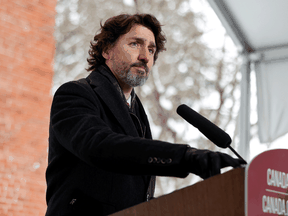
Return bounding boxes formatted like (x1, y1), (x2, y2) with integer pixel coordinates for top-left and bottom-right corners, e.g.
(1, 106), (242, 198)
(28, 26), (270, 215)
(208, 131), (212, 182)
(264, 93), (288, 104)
(238, 56), (251, 162)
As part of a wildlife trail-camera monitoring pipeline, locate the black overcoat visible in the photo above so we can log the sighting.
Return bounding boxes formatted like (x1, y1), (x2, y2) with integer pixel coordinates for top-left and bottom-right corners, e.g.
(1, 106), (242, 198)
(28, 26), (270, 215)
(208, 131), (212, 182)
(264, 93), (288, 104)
(46, 65), (189, 216)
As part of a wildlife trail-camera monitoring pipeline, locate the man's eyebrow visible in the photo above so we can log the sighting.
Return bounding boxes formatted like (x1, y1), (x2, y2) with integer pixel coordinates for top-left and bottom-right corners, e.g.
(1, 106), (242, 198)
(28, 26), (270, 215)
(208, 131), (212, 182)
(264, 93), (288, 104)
(129, 37), (156, 48)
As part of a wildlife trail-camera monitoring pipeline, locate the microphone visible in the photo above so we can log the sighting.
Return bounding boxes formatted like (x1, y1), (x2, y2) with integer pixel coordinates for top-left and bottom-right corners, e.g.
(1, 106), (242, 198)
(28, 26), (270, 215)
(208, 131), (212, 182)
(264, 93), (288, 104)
(176, 104), (246, 162)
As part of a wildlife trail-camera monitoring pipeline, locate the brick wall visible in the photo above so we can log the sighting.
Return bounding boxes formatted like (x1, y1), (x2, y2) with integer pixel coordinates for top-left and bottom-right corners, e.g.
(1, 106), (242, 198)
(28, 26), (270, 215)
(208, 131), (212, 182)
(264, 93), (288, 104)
(0, 0), (56, 215)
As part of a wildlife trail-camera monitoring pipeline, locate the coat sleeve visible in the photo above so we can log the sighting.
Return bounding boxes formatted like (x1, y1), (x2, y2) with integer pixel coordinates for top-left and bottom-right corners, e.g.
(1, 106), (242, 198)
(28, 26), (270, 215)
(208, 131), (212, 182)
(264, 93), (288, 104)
(50, 81), (189, 178)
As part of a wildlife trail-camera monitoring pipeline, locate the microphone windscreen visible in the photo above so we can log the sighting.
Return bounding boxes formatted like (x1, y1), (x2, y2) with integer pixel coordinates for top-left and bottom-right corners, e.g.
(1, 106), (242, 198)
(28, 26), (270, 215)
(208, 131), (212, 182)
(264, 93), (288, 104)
(176, 104), (231, 148)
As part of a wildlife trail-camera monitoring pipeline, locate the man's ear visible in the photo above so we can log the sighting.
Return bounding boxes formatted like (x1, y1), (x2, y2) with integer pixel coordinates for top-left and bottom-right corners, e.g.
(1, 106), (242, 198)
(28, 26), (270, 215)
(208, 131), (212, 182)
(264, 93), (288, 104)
(102, 50), (110, 60)
(102, 44), (115, 60)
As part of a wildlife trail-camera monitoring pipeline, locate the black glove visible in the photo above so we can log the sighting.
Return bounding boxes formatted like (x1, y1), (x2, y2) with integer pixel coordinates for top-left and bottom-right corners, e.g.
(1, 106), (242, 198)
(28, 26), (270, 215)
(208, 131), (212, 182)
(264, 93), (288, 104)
(184, 147), (246, 179)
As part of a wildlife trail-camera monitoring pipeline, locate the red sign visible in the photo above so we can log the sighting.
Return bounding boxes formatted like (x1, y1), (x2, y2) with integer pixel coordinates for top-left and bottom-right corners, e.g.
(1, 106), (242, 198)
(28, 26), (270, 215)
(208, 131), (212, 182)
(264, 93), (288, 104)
(246, 149), (288, 216)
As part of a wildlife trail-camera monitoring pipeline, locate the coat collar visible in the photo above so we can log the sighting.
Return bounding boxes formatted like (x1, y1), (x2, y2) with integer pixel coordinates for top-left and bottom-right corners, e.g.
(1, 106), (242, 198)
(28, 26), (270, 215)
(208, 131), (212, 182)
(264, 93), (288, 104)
(86, 64), (139, 137)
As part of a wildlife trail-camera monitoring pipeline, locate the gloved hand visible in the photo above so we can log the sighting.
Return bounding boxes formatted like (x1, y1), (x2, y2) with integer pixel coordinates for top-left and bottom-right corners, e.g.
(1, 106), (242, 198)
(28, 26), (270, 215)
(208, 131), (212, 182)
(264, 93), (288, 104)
(184, 147), (246, 179)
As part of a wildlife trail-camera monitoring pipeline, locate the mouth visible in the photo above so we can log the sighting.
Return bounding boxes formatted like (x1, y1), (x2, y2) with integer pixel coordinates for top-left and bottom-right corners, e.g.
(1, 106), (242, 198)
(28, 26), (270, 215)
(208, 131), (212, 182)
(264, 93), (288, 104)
(135, 66), (145, 70)
(131, 62), (148, 72)
(133, 66), (147, 74)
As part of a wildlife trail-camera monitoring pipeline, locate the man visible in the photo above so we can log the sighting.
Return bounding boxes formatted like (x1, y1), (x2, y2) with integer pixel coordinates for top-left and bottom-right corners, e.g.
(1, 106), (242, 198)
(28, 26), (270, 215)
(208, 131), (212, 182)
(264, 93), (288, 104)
(46, 13), (245, 216)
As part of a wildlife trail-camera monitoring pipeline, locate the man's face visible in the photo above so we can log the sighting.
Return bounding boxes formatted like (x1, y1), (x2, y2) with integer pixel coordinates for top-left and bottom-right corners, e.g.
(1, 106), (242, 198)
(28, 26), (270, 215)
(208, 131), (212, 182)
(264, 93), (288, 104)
(104, 24), (156, 88)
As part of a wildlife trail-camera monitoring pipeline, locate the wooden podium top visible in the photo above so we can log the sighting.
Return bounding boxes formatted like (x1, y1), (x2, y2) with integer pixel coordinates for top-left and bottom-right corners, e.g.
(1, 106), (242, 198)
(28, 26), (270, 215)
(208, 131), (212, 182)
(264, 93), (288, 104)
(112, 167), (245, 216)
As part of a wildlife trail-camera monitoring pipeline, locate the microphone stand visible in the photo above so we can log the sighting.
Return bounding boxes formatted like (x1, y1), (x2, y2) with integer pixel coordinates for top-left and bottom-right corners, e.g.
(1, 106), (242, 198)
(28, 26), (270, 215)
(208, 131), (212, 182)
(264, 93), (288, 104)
(228, 146), (247, 164)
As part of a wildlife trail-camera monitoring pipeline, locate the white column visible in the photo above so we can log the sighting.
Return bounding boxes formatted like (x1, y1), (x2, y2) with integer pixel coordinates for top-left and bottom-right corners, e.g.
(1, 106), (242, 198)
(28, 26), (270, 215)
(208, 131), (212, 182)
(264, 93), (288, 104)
(238, 56), (251, 162)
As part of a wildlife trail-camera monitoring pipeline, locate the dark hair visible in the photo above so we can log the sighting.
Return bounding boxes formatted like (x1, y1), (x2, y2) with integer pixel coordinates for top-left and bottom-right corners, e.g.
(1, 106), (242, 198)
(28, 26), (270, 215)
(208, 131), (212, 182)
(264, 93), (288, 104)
(86, 13), (167, 72)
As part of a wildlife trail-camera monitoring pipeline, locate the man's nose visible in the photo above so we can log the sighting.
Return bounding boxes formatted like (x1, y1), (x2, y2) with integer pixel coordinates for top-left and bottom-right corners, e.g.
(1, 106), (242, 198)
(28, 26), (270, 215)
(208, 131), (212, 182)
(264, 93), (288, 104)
(138, 48), (149, 64)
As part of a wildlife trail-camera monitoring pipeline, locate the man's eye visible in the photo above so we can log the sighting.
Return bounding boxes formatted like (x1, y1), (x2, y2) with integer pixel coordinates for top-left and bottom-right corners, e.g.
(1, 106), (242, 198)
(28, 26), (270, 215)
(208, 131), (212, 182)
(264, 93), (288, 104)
(149, 49), (155, 54)
(130, 42), (138, 47)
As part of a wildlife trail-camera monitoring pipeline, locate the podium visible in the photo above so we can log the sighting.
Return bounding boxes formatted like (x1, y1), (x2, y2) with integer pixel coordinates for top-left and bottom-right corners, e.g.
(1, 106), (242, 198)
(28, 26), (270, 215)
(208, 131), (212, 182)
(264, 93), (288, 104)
(112, 149), (288, 216)
(112, 167), (245, 216)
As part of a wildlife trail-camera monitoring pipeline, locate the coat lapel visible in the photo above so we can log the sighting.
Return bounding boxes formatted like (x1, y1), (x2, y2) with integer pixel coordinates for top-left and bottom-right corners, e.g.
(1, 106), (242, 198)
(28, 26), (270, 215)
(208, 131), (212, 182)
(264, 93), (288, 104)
(86, 65), (155, 198)
(86, 66), (139, 137)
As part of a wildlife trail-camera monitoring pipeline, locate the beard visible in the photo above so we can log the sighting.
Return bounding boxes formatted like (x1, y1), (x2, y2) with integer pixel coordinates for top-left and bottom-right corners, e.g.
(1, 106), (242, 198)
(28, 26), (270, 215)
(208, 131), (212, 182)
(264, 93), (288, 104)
(124, 67), (149, 87)
(113, 61), (150, 87)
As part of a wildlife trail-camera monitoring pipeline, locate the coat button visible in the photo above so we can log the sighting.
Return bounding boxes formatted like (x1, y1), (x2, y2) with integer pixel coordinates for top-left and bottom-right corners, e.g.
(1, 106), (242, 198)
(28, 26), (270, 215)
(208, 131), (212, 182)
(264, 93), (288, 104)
(69, 199), (77, 205)
(161, 159), (166, 164)
(166, 158), (172, 164)
(148, 157), (153, 163)
(153, 157), (158, 163)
